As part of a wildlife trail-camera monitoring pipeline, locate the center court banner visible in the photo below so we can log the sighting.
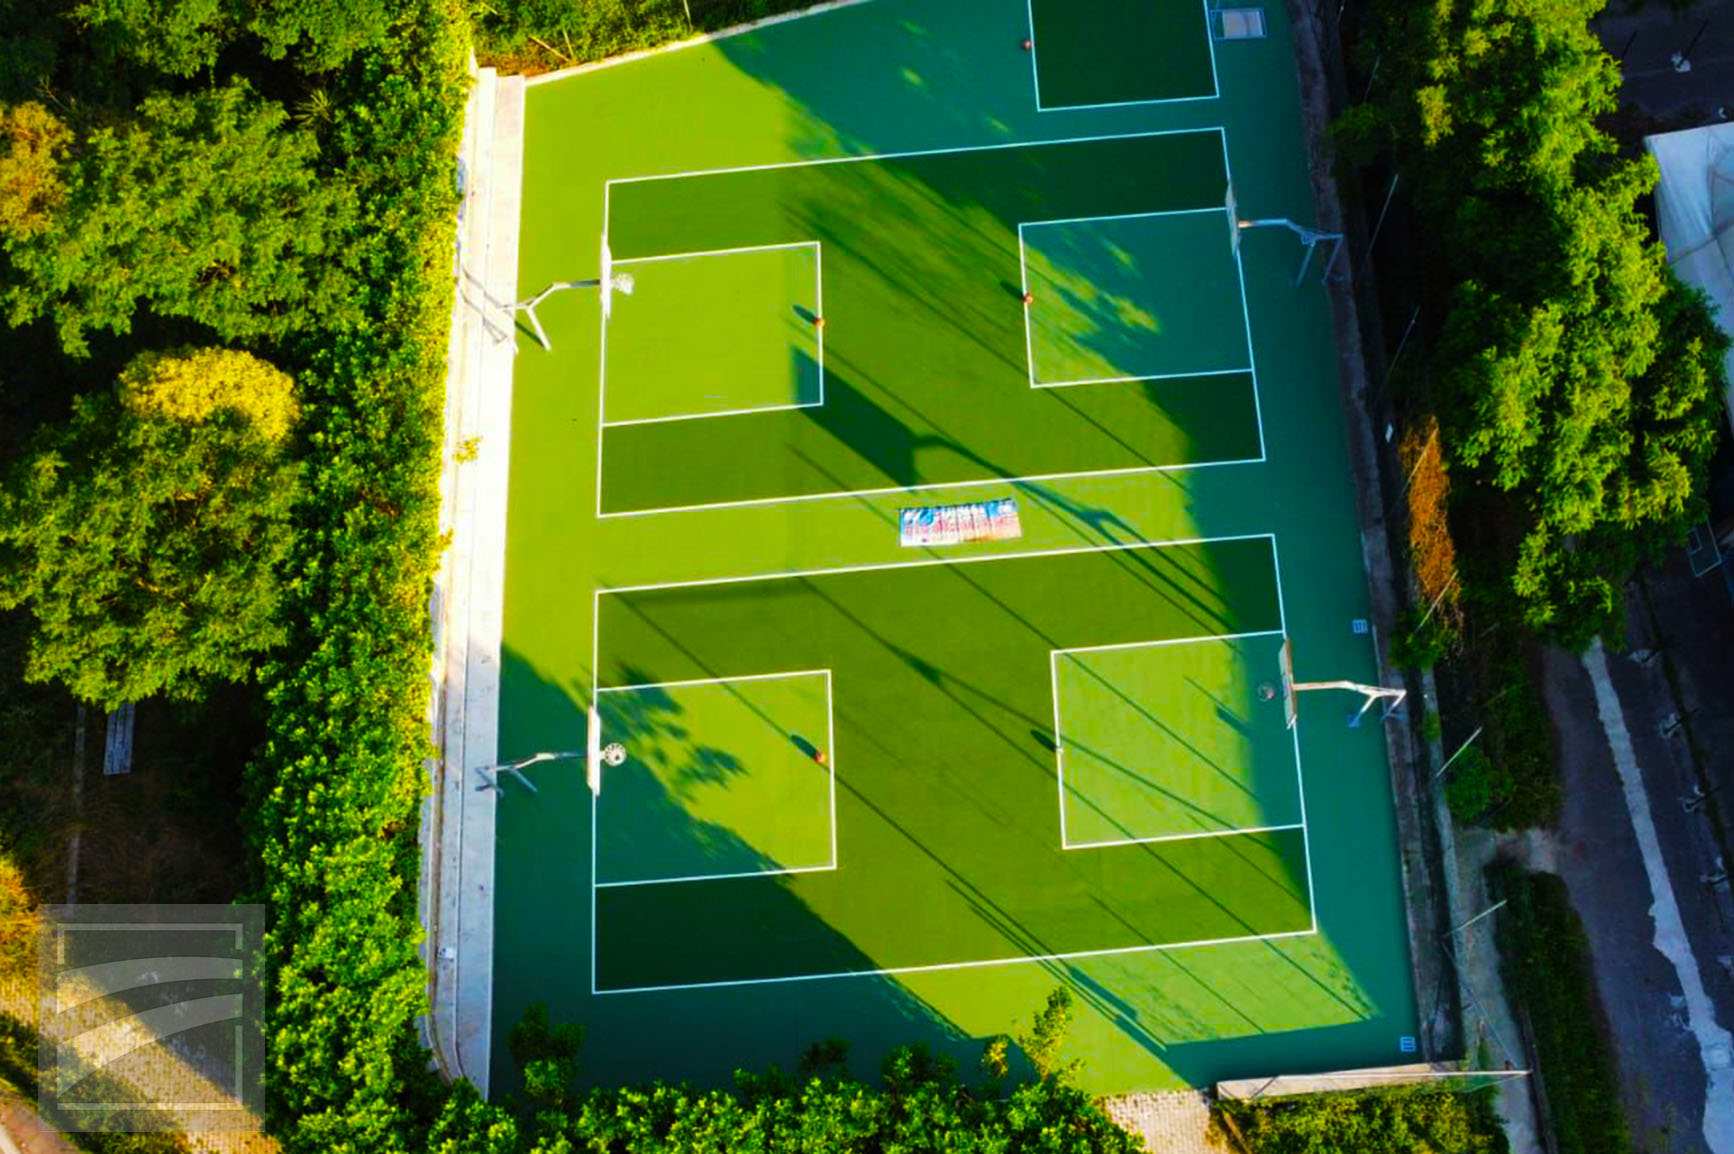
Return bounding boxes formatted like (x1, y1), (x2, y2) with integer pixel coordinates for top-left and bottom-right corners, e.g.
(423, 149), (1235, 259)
(898, 498), (1022, 547)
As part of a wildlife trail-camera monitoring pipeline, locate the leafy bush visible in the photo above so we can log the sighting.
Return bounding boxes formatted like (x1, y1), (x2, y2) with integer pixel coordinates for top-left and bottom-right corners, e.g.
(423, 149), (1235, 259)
(1443, 745), (1510, 824)
(429, 998), (1144, 1154)
(1475, 641), (1560, 828)
(1488, 862), (1631, 1154)
(471, 0), (821, 72)
(1218, 1085), (1508, 1154)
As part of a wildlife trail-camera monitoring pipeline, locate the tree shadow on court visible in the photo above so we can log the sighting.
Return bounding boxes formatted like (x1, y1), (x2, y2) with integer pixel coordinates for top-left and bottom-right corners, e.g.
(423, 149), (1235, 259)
(492, 646), (977, 1094)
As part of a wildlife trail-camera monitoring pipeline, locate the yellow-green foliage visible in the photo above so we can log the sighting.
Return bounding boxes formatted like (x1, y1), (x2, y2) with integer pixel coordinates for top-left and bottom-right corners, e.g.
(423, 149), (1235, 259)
(118, 347), (299, 443)
(0, 102), (70, 241)
(0, 856), (34, 996)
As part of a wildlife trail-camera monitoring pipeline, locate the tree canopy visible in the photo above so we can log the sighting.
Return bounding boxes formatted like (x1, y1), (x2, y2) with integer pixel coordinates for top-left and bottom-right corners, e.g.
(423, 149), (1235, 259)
(1339, 0), (1727, 645)
(0, 82), (357, 355)
(0, 348), (301, 706)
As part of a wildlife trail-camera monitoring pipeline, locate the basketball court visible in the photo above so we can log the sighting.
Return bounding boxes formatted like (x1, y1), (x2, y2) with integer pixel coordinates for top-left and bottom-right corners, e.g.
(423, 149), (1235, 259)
(460, 0), (1422, 1099)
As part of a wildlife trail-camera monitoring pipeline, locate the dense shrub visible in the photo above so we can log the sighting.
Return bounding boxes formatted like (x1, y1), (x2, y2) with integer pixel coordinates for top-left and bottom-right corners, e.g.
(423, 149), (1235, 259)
(1488, 862), (1631, 1154)
(1218, 1085), (1509, 1154)
(239, 2), (467, 1149)
(428, 997), (1145, 1154)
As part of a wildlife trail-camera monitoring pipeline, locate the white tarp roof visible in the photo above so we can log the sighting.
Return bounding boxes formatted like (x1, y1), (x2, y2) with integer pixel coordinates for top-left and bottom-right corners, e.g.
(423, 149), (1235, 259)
(1647, 123), (1734, 433)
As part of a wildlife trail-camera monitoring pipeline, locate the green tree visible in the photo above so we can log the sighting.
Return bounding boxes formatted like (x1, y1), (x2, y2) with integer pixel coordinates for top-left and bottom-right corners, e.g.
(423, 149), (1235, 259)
(0, 80), (356, 355)
(72, 0), (392, 74)
(1338, 0), (1726, 645)
(0, 347), (301, 706)
(0, 101), (69, 240)
(1018, 986), (1076, 1080)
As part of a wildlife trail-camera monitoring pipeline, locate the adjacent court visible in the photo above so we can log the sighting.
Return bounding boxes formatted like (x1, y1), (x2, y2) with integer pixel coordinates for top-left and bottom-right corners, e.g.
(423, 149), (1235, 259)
(590, 538), (1310, 992)
(599, 131), (1260, 516)
(491, 0), (1420, 1099)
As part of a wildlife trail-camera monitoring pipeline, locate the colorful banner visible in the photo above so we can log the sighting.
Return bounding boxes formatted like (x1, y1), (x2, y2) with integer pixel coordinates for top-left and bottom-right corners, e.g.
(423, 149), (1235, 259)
(898, 498), (1023, 547)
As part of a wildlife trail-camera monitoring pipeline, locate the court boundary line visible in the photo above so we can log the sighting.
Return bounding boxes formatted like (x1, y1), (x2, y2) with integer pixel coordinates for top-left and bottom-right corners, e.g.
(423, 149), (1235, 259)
(601, 241), (824, 429)
(596, 127), (1259, 520)
(592, 667), (838, 888)
(1065, 823), (1305, 851)
(1269, 534), (1319, 933)
(600, 454), (1263, 519)
(597, 531), (1272, 596)
(1224, 131), (1267, 466)
(1049, 629), (1304, 850)
(602, 126), (1225, 190)
(1025, 0), (1222, 113)
(1017, 208), (1255, 390)
(587, 534), (1319, 994)
(593, 926), (1315, 996)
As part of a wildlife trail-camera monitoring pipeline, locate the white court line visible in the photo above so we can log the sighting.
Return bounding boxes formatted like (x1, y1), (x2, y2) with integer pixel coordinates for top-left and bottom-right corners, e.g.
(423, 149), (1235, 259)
(594, 927), (1317, 996)
(1035, 367), (1253, 391)
(595, 863), (834, 889)
(598, 531), (1274, 597)
(598, 667), (832, 693)
(1027, 0), (1222, 113)
(1017, 209), (1256, 391)
(612, 239), (818, 265)
(1224, 132), (1268, 466)
(589, 535), (1307, 995)
(601, 453), (1264, 520)
(1056, 628), (1282, 658)
(1268, 534), (1318, 931)
(1049, 630), (1301, 851)
(592, 668), (838, 889)
(1065, 823), (1305, 852)
(1024, 0), (1044, 110)
(605, 127), (1225, 187)
(1024, 205), (1224, 230)
(824, 668), (838, 870)
(600, 241), (825, 429)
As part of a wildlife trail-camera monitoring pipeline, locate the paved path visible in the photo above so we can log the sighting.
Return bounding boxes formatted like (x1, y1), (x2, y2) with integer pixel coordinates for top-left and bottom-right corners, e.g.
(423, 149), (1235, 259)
(422, 64), (525, 1098)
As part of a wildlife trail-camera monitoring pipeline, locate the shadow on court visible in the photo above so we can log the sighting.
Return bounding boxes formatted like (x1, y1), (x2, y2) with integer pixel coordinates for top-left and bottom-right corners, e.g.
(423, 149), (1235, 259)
(492, 645), (976, 1094)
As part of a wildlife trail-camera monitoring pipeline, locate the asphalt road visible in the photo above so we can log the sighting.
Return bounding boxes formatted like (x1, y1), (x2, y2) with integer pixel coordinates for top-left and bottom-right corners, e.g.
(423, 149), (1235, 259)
(1533, 548), (1734, 1154)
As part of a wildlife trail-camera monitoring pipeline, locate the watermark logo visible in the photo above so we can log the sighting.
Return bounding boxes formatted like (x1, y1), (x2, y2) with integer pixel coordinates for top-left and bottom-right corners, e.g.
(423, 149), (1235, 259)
(38, 905), (263, 1133)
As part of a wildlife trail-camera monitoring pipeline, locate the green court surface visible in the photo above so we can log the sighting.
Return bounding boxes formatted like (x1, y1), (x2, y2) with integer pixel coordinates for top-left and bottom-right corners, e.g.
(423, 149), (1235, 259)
(497, 0), (1418, 1101)
(1054, 632), (1301, 847)
(1028, 0), (1216, 109)
(604, 243), (822, 425)
(601, 131), (1258, 516)
(1022, 210), (1251, 387)
(595, 671), (834, 885)
(593, 539), (1307, 990)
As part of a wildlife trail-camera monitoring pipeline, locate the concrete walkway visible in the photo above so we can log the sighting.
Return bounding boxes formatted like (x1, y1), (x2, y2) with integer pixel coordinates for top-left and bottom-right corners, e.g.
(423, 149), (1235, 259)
(421, 64), (525, 1098)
